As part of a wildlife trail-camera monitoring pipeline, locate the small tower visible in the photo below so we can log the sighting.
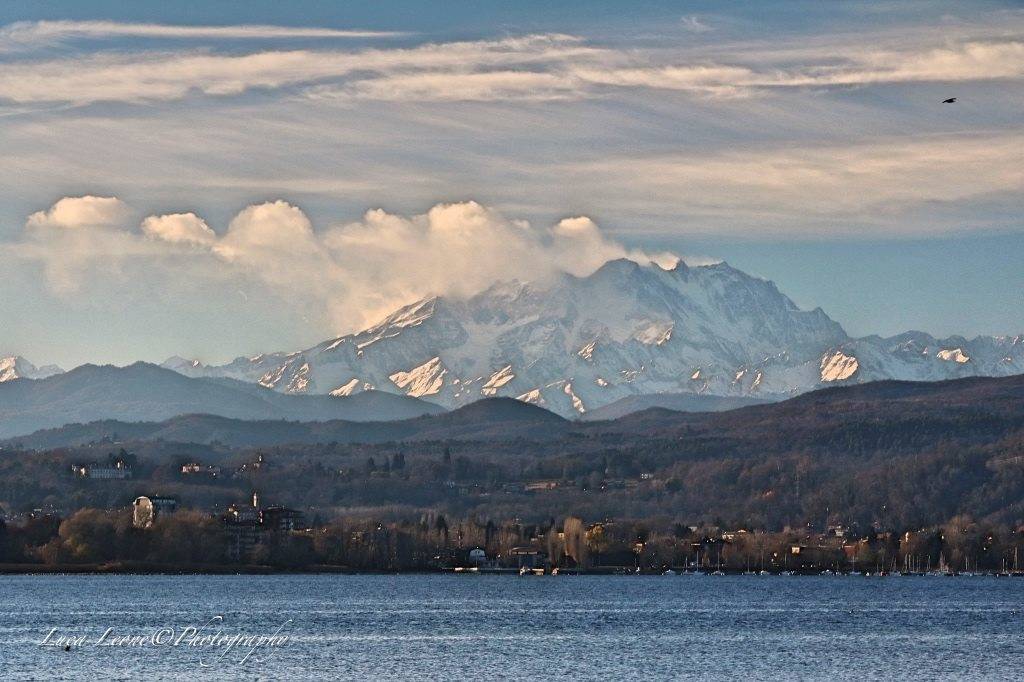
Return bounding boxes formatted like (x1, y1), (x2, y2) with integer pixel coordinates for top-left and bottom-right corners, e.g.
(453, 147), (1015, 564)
(252, 490), (260, 509)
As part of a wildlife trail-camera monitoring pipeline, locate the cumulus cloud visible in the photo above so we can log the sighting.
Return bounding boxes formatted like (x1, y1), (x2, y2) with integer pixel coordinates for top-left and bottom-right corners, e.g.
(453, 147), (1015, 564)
(15, 196), (675, 335)
(216, 200), (316, 257)
(316, 201), (673, 324)
(141, 212), (216, 246)
(26, 195), (130, 229)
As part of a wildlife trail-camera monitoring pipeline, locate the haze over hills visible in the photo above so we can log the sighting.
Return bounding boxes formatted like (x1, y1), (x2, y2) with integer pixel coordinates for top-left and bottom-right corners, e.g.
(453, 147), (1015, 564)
(0, 362), (444, 440)
(158, 258), (1024, 417)
(3, 395), (569, 449)
(7, 374), (1023, 451)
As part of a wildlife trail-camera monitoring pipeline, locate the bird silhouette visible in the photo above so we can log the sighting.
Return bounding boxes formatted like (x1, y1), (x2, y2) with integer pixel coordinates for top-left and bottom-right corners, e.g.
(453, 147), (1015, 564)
(942, 97), (957, 103)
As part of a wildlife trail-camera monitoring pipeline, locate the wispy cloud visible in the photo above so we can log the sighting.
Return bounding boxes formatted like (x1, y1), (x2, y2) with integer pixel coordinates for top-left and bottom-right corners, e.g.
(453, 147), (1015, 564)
(0, 25), (1021, 105)
(680, 16), (713, 33)
(563, 132), (1024, 234)
(0, 34), (599, 104)
(0, 20), (404, 48)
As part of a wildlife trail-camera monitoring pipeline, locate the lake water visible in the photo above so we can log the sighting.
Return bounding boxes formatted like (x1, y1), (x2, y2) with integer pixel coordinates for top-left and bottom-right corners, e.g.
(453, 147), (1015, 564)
(1, 574), (1022, 680)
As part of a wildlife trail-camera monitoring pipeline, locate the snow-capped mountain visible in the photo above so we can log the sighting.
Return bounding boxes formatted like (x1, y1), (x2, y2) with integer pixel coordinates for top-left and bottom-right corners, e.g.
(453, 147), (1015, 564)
(162, 258), (1024, 417)
(0, 356), (64, 383)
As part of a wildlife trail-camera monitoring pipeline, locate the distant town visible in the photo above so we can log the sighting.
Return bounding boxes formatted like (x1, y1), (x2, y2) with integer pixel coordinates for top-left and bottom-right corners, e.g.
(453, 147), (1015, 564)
(2, 441), (1024, 576)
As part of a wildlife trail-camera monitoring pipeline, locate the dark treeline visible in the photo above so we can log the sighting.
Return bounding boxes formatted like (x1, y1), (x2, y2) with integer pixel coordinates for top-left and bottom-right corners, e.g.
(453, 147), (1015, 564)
(3, 507), (1024, 574)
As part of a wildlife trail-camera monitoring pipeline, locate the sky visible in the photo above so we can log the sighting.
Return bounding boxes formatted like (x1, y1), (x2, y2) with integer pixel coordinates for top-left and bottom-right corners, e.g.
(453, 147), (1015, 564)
(0, 1), (1022, 368)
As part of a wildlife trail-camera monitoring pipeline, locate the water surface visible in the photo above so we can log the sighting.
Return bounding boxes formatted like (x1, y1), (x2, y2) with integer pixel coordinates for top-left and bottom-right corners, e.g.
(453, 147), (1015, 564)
(1, 574), (1022, 680)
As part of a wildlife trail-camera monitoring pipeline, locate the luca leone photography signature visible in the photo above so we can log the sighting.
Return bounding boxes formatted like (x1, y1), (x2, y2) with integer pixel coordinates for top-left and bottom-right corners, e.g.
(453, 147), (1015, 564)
(40, 615), (293, 666)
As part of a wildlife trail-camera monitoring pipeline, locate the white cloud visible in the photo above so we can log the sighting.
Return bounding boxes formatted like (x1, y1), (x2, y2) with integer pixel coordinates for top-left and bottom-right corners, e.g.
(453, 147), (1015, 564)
(0, 34), (600, 104)
(551, 215), (679, 271)
(0, 20), (403, 48)
(141, 212), (216, 246)
(316, 200), (671, 324)
(216, 200), (315, 256)
(315, 70), (584, 102)
(756, 40), (1024, 88)
(25, 195), (130, 229)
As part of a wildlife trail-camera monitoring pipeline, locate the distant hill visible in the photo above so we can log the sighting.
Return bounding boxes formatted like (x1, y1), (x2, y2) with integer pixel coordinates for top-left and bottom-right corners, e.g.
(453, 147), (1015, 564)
(2, 397), (567, 448)
(0, 362), (445, 439)
(6, 374), (1022, 450)
(594, 373), (1024, 456)
(580, 392), (768, 421)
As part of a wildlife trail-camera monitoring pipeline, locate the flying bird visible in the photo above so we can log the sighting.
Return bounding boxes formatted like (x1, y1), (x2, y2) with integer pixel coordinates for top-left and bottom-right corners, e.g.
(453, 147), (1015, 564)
(942, 97), (957, 103)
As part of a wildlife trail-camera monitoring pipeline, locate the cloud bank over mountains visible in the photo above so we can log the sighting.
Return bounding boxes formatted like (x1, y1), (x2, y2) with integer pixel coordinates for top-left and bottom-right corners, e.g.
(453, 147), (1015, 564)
(15, 195), (677, 335)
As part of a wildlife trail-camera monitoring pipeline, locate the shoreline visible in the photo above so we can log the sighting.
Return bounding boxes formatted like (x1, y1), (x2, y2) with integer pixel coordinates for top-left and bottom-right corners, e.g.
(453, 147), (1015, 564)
(3, 563), (1023, 577)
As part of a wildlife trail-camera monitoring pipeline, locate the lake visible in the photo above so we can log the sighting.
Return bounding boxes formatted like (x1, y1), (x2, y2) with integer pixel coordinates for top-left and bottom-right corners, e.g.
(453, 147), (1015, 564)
(1, 574), (1022, 680)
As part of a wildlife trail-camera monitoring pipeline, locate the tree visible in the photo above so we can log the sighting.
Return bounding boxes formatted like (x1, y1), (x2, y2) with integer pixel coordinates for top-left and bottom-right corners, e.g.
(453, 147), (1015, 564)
(563, 516), (587, 567)
(58, 509), (118, 563)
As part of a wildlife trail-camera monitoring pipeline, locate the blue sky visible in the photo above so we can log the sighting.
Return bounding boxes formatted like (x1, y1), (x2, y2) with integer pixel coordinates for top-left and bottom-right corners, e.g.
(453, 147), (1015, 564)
(0, 1), (1022, 367)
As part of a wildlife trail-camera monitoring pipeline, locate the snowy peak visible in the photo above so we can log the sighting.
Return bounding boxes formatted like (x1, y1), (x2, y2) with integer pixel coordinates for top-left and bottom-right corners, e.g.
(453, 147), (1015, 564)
(0, 356), (64, 383)
(154, 259), (1024, 418)
(343, 296), (440, 352)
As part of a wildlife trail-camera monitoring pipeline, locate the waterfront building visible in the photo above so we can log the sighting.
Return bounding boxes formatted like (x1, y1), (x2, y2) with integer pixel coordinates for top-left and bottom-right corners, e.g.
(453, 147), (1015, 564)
(132, 495), (178, 528)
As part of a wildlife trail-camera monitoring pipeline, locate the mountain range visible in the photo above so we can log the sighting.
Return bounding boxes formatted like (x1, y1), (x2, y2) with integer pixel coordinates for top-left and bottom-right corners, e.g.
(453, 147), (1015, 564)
(4, 258), (1022, 421)
(158, 258), (1024, 417)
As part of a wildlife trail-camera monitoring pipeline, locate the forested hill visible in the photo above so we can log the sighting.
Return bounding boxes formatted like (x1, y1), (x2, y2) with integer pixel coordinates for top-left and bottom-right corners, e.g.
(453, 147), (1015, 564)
(2, 374), (1024, 530)
(591, 373), (1024, 457)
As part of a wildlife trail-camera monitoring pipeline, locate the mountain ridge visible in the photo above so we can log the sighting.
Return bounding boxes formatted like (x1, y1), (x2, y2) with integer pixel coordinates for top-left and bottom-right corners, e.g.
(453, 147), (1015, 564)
(160, 258), (1024, 417)
(5, 373), (1022, 450)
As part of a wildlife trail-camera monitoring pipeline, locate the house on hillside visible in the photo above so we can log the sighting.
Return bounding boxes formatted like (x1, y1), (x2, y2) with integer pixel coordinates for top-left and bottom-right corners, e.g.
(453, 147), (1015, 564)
(181, 462), (222, 478)
(73, 461), (132, 480)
